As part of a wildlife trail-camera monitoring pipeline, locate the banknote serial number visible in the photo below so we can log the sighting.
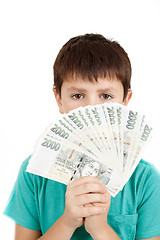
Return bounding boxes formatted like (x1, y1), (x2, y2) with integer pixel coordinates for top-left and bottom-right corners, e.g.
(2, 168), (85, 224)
(41, 138), (60, 151)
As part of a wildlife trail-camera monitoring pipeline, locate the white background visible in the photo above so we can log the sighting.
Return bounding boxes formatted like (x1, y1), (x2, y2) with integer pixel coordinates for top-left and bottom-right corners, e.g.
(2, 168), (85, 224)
(0, 0), (160, 239)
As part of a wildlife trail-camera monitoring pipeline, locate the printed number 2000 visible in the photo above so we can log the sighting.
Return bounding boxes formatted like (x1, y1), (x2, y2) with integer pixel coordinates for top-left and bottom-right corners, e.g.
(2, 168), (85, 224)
(41, 138), (60, 151)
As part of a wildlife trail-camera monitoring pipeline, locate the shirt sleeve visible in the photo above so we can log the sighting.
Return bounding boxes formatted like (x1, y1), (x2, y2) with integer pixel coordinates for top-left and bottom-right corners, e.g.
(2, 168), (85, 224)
(136, 164), (160, 239)
(3, 156), (41, 231)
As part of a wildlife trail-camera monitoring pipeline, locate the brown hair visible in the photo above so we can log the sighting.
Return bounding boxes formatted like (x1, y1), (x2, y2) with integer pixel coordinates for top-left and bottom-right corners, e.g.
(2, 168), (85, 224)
(53, 33), (131, 100)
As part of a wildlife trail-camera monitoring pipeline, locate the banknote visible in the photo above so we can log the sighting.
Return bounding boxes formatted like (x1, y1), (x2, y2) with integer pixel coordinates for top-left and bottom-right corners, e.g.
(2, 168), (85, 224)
(27, 133), (122, 195)
(27, 134), (99, 184)
(26, 102), (152, 197)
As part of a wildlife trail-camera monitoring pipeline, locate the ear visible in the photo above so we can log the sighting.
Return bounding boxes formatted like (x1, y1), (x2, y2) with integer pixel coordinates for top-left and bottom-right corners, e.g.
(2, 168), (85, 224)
(53, 88), (63, 113)
(123, 89), (132, 106)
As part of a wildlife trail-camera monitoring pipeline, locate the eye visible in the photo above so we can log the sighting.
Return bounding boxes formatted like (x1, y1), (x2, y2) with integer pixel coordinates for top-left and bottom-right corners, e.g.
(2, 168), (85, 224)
(72, 94), (83, 100)
(101, 94), (112, 100)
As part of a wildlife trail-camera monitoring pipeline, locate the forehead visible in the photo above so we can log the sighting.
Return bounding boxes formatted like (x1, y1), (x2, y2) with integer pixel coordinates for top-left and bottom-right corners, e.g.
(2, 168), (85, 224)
(61, 76), (123, 92)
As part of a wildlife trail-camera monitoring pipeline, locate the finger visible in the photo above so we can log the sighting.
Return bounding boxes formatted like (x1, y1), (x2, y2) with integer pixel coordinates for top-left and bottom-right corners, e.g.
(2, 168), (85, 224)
(84, 203), (93, 207)
(68, 176), (103, 189)
(84, 202), (108, 207)
(76, 193), (108, 206)
(71, 182), (108, 196)
(79, 205), (107, 218)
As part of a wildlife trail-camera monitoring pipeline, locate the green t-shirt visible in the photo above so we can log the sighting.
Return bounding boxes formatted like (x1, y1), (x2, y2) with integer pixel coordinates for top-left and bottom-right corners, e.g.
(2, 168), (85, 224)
(4, 156), (160, 239)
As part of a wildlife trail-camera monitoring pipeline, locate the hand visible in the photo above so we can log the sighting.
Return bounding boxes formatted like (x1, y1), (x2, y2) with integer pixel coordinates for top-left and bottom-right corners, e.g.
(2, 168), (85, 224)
(84, 186), (111, 239)
(61, 176), (108, 232)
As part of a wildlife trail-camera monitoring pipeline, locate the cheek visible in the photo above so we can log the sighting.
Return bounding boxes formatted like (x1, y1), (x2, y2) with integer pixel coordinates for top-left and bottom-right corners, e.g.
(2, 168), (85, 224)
(64, 102), (84, 113)
(60, 97), (73, 113)
(113, 94), (124, 104)
(110, 99), (123, 105)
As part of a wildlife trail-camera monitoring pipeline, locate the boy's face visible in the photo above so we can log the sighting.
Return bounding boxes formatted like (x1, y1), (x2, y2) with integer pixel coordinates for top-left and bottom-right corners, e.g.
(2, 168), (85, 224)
(54, 77), (132, 114)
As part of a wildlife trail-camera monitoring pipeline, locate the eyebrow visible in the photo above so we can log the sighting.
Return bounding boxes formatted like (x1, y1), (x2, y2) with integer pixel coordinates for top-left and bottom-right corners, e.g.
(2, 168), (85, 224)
(67, 87), (87, 92)
(67, 87), (117, 93)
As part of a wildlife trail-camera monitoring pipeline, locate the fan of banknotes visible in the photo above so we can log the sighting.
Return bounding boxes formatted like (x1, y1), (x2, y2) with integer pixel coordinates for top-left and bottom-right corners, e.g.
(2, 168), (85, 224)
(26, 102), (152, 197)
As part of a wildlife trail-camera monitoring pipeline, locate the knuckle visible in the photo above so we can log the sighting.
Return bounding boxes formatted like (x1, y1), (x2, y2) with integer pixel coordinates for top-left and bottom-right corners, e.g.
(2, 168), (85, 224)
(103, 195), (107, 202)
(83, 183), (89, 192)
(86, 206), (101, 216)
(103, 194), (108, 202)
(96, 194), (107, 203)
(94, 183), (104, 192)
(97, 194), (103, 202)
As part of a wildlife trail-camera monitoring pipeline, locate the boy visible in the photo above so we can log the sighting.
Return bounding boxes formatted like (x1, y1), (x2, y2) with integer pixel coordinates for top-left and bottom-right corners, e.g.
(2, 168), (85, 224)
(4, 33), (160, 240)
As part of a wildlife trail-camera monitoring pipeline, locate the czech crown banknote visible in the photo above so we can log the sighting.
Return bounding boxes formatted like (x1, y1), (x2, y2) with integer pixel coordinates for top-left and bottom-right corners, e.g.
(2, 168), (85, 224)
(26, 102), (152, 197)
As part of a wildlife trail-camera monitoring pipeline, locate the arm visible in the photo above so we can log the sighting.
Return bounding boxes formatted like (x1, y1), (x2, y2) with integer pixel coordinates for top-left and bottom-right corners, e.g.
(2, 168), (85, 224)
(87, 224), (121, 240)
(15, 224), (41, 240)
(15, 219), (75, 240)
(15, 224), (160, 240)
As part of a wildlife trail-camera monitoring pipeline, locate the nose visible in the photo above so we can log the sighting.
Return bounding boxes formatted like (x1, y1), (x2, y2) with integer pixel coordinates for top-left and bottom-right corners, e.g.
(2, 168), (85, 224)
(85, 97), (99, 106)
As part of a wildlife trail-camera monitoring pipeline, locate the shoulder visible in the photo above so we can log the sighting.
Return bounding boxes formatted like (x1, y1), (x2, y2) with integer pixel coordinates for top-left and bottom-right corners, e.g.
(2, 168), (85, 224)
(18, 156), (66, 191)
(135, 159), (160, 185)
(133, 159), (160, 192)
(138, 159), (158, 170)
(15, 155), (46, 192)
(20, 155), (32, 171)
(123, 159), (160, 205)
(133, 159), (160, 207)
(17, 155), (34, 183)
